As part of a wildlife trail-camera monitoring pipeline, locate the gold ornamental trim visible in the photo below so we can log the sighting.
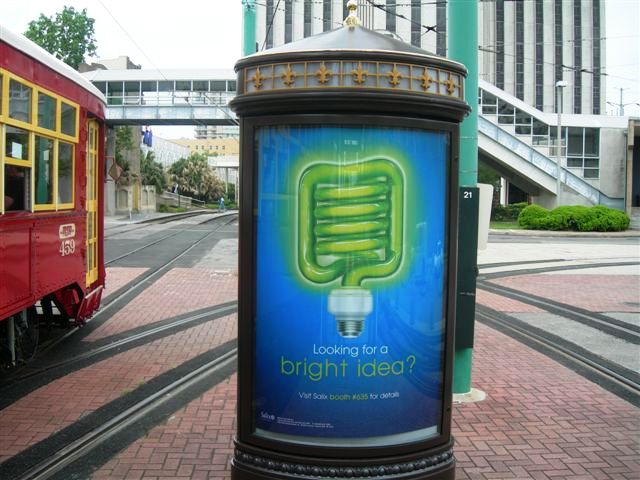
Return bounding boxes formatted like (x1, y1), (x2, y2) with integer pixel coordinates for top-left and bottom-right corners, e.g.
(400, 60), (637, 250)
(241, 60), (464, 100)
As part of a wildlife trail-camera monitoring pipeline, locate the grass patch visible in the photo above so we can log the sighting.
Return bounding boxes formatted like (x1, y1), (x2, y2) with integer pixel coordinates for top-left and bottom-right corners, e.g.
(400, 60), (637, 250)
(490, 221), (522, 230)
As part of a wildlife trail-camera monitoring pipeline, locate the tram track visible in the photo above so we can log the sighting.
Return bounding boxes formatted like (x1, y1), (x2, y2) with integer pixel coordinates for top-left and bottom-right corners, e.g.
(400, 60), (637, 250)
(0, 214), (238, 406)
(105, 212), (235, 264)
(479, 259), (640, 280)
(96, 213), (236, 311)
(475, 257), (639, 405)
(0, 342), (237, 480)
(478, 280), (640, 343)
(476, 305), (640, 407)
(103, 210), (217, 239)
(0, 302), (237, 407)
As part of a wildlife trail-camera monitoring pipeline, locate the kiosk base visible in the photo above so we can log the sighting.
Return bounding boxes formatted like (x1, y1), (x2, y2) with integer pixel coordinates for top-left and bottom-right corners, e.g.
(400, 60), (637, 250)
(231, 440), (455, 480)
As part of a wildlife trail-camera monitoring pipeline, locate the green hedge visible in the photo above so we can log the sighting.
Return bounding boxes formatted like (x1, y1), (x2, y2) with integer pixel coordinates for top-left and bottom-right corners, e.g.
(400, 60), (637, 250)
(491, 202), (529, 221)
(518, 204), (630, 231)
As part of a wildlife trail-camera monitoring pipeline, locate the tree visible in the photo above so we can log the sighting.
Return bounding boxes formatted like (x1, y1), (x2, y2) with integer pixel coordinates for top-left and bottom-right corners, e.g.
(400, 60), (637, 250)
(141, 151), (167, 192)
(25, 6), (97, 70)
(168, 153), (224, 202)
(114, 126), (138, 186)
(225, 182), (236, 202)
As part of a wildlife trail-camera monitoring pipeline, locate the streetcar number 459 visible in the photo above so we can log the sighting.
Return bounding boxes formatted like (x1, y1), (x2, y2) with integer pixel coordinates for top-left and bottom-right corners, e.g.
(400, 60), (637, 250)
(59, 239), (76, 256)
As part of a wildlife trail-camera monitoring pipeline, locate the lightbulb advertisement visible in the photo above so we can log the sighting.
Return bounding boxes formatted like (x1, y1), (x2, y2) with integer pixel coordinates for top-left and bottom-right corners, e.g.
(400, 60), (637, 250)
(254, 124), (450, 446)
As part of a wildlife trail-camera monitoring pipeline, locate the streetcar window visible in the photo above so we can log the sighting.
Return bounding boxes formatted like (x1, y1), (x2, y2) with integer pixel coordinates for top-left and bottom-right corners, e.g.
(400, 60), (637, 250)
(38, 92), (57, 130)
(9, 79), (32, 123)
(4, 165), (30, 211)
(61, 102), (76, 136)
(5, 126), (29, 161)
(58, 142), (74, 205)
(35, 135), (54, 205)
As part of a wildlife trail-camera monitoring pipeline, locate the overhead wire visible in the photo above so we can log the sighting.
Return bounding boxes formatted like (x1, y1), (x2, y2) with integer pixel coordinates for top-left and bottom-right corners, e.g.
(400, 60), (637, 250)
(252, 0), (344, 31)
(363, 0), (438, 34)
(478, 46), (637, 83)
(261, 0), (283, 51)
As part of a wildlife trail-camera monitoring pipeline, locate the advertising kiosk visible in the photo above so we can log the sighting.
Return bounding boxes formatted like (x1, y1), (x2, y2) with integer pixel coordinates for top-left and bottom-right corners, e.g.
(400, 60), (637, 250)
(230, 5), (469, 479)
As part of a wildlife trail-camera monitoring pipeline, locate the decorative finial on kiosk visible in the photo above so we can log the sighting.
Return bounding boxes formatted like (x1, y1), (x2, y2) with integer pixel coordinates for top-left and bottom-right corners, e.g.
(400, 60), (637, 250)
(343, 0), (361, 28)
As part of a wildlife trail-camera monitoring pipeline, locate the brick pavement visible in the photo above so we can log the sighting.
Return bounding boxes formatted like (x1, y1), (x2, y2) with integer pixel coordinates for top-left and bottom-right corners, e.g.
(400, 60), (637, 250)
(91, 325), (639, 479)
(0, 312), (237, 462)
(453, 324), (639, 479)
(489, 274), (639, 313)
(86, 268), (237, 341)
(102, 267), (149, 302)
(94, 375), (237, 480)
(476, 289), (543, 313)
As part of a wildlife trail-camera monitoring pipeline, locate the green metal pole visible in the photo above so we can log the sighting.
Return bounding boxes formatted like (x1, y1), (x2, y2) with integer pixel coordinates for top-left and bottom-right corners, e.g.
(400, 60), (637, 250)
(242, 0), (257, 56)
(448, 0), (479, 394)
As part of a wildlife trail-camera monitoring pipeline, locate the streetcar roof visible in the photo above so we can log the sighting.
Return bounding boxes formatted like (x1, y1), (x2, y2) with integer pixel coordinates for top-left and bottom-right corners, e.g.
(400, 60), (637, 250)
(0, 24), (107, 105)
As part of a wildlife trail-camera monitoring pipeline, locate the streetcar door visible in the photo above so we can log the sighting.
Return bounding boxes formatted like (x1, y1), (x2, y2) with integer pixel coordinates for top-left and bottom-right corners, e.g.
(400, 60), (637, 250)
(85, 120), (99, 287)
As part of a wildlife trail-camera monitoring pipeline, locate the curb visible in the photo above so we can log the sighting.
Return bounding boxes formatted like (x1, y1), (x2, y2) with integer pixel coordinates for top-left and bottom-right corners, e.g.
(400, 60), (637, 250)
(105, 210), (237, 225)
(489, 228), (640, 238)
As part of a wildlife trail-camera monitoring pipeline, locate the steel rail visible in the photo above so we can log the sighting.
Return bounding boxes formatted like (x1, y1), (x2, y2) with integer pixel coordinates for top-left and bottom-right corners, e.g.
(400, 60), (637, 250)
(479, 260), (640, 280)
(103, 210), (223, 238)
(13, 348), (237, 480)
(105, 212), (235, 263)
(1, 302), (237, 389)
(477, 308), (640, 400)
(478, 280), (640, 341)
(33, 214), (237, 360)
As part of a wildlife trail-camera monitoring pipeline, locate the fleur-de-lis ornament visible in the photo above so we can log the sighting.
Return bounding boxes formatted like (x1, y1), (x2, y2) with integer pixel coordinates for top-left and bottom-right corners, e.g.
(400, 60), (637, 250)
(315, 63), (333, 84)
(419, 68), (433, 91)
(281, 64), (296, 87)
(387, 65), (402, 87)
(250, 68), (265, 90)
(351, 62), (368, 85)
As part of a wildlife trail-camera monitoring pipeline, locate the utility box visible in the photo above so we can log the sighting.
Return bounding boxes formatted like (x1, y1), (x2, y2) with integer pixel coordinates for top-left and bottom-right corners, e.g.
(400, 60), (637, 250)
(229, 5), (469, 479)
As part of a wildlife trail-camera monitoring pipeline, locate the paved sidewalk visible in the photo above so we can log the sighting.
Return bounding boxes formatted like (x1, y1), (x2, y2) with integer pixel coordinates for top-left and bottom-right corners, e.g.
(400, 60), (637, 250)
(92, 321), (639, 479)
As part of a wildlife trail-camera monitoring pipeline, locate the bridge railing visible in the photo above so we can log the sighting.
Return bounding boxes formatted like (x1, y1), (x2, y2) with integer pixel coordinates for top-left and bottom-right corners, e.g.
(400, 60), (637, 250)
(106, 91), (236, 107)
(479, 116), (623, 209)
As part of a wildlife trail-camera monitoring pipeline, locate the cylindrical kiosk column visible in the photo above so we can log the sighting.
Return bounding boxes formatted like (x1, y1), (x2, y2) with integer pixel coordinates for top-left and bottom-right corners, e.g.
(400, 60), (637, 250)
(230, 5), (469, 480)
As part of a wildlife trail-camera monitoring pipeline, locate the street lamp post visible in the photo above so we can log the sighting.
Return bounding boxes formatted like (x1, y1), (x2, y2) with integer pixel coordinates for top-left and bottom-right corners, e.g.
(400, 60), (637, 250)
(555, 80), (568, 206)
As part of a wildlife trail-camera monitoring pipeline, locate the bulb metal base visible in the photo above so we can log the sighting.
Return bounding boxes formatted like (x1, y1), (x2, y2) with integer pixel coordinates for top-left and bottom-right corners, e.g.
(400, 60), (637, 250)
(328, 287), (372, 338)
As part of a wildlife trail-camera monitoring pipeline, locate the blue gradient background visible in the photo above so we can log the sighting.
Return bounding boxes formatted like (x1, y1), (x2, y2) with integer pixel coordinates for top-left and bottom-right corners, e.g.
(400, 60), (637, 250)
(254, 125), (449, 443)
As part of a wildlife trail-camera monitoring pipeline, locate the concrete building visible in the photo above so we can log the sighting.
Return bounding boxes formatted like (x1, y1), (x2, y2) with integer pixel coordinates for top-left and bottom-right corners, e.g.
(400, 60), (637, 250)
(250, 0), (638, 214)
(140, 135), (191, 169)
(173, 137), (240, 156)
(208, 155), (239, 202)
(255, 0), (604, 115)
(195, 125), (239, 139)
(79, 56), (141, 73)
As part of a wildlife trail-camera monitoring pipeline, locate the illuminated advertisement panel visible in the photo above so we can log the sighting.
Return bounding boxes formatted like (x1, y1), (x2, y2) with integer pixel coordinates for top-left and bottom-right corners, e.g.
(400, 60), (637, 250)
(254, 124), (450, 446)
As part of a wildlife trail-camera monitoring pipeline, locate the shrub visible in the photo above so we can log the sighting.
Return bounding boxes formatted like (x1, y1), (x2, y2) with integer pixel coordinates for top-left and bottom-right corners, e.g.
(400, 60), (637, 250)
(517, 204), (548, 229)
(518, 204), (630, 231)
(491, 202), (529, 221)
(158, 204), (169, 213)
(574, 205), (630, 231)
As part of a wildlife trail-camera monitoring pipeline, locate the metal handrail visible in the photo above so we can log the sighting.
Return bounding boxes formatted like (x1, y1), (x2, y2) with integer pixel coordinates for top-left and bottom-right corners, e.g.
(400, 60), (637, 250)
(478, 116), (623, 209)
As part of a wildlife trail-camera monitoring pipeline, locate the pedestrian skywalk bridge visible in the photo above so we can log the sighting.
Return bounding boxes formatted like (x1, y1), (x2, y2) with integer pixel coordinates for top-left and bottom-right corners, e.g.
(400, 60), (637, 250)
(83, 69), (624, 207)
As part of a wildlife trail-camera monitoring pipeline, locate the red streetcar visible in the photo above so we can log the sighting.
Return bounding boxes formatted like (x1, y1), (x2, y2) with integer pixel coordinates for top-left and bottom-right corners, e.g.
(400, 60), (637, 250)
(0, 25), (106, 366)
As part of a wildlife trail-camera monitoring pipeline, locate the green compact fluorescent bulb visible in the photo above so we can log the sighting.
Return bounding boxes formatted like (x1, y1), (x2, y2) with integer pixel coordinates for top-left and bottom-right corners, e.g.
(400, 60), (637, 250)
(298, 157), (404, 338)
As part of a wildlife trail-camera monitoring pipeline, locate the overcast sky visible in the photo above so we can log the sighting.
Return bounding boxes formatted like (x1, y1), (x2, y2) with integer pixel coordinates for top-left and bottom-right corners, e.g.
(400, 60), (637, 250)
(1, 0), (638, 138)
